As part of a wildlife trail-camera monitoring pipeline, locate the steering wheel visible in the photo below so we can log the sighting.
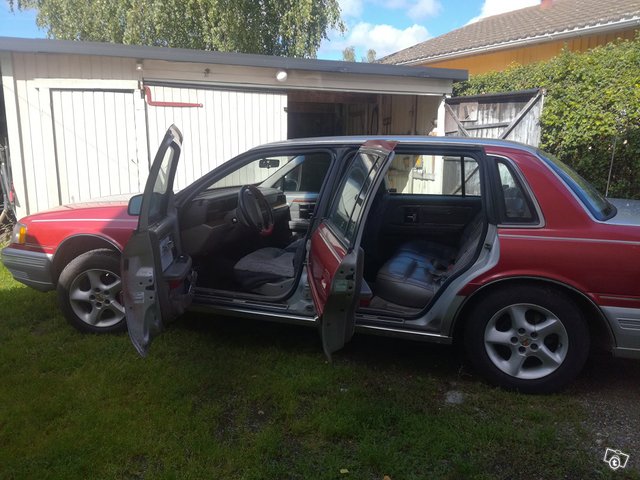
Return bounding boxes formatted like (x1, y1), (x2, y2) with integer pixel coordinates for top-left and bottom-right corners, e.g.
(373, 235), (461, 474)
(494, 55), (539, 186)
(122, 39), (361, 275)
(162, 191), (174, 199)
(237, 185), (274, 236)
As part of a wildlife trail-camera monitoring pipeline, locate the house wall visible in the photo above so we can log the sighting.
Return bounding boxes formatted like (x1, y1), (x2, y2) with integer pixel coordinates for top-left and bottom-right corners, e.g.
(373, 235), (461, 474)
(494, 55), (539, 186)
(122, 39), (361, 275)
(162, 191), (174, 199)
(1, 52), (289, 216)
(2, 52), (144, 215)
(423, 27), (637, 75)
(1, 49), (455, 217)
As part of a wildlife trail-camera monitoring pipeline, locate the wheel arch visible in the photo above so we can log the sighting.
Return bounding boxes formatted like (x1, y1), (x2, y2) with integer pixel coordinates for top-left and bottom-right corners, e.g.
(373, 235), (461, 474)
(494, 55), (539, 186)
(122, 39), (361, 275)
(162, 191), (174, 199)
(452, 277), (615, 352)
(51, 235), (122, 284)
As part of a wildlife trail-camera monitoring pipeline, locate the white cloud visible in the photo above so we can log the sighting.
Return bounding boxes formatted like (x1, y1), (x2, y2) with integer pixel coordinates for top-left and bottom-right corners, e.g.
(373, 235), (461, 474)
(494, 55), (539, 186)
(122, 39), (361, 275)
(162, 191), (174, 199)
(370, 0), (442, 20)
(320, 22), (431, 59)
(407, 0), (442, 20)
(467, 0), (540, 24)
(339, 0), (364, 18)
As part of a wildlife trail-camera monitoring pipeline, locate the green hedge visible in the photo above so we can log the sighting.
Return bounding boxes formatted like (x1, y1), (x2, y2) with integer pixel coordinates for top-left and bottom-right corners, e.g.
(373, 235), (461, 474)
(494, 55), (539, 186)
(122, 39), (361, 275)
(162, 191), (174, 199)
(453, 34), (640, 199)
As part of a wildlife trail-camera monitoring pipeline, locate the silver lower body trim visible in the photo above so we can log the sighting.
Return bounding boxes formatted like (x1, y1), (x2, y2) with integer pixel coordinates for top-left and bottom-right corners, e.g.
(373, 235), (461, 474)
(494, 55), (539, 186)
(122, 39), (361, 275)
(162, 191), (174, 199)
(613, 347), (640, 359)
(355, 323), (452, 344)
(191, 300), (454, 344)
(601, 305), (640, 355)
(1, 247), (54, 291)
(190, 301), (317, 327)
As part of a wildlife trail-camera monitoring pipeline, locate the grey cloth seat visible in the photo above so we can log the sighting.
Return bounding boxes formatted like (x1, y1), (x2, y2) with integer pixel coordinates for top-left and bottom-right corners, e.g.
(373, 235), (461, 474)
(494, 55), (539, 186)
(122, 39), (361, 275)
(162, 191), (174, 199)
(375, 214), (484, 309)
(233, 239), (304, 291)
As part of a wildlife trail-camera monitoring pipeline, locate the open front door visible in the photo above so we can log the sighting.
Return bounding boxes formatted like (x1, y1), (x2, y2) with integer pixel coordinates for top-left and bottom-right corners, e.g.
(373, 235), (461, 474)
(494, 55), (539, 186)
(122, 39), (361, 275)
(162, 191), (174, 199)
(122, 125), (194, 356)
(307, 141), (396, 359)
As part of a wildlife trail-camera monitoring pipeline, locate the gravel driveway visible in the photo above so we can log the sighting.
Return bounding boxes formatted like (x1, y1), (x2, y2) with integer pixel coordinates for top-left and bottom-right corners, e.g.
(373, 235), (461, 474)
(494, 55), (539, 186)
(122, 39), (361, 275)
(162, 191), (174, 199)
(570, 352), (640, 474)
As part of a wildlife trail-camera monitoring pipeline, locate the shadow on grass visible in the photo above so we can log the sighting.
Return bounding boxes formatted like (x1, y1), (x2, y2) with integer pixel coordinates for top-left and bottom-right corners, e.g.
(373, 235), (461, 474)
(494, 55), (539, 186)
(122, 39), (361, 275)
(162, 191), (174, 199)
(177, 310), (640, 395)
(177, 312), (462, 380)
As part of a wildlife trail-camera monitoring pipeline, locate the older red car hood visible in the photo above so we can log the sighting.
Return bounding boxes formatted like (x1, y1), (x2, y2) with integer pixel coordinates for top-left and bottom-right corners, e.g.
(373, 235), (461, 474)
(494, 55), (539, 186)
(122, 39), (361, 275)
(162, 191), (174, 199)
(20, 195), (135, 223)
(15, 194), (140, 252)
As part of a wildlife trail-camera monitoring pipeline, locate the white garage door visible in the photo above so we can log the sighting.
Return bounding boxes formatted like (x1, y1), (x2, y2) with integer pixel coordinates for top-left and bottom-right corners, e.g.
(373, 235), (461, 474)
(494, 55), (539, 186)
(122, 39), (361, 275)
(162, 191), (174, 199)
(51, 89), (147, 204)
(144, 84), (288, 191)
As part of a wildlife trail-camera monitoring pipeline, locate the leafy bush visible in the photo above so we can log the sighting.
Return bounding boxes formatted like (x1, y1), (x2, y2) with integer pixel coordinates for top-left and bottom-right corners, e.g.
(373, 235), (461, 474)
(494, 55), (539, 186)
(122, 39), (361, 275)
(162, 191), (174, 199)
(453, 34), (640, 199)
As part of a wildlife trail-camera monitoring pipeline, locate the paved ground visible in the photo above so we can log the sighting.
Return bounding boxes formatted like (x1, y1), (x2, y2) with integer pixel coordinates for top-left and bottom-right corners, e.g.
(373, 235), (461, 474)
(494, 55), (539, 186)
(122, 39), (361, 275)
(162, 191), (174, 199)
(571, 352), (640, 473)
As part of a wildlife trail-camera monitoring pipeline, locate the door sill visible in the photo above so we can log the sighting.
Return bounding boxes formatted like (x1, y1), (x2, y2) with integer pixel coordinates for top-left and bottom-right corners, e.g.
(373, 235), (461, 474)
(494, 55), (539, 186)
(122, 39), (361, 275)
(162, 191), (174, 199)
(190, 298), (316, 326)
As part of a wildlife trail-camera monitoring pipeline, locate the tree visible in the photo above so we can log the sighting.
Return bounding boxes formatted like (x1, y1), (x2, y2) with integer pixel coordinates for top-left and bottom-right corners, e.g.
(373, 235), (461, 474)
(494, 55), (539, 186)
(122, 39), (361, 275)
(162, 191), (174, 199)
(362, 49), (376, 63)
(342, 46), (356, 62)
(11, 0), (344, 58)
(454, 34), (640, 199)
(342, 47), (375, 63)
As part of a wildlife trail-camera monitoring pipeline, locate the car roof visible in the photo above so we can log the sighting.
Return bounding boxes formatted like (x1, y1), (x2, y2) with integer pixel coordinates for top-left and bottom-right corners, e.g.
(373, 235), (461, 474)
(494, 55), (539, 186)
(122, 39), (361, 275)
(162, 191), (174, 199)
(252, 135), (540, 156)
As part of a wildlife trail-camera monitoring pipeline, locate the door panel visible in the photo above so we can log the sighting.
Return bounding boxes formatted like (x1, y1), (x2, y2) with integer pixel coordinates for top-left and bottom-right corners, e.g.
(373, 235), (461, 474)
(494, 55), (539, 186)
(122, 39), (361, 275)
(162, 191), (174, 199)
(307, 141), (396, 358)
(51, 89), (144, 206)
(380, 194), (482, 247)
(123, 125), (194, 356)
(308, 223), (348, 315)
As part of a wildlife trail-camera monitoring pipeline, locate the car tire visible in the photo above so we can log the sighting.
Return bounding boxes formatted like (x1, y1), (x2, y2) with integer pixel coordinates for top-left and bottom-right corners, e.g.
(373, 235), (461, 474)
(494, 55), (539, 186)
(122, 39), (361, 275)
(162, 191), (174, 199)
(57, 249), (127, 334)
(464, 285), (589, 393)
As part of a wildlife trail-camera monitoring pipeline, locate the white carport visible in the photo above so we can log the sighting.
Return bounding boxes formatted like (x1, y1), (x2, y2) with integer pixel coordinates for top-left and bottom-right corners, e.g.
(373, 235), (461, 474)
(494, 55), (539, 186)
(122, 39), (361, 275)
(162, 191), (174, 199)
(0, 37), (467, 217)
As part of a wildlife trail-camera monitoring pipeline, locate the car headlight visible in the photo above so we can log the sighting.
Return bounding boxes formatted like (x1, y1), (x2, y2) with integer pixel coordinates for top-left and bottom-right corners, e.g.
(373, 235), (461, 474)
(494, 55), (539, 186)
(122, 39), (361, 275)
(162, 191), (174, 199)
(11, 223), (27, 245)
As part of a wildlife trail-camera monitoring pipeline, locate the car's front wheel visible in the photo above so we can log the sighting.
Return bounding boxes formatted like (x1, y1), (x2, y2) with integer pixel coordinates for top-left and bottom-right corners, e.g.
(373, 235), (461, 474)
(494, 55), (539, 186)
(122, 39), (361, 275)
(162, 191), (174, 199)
(57, 249), (127, 333)
(464, 285), (589, 393)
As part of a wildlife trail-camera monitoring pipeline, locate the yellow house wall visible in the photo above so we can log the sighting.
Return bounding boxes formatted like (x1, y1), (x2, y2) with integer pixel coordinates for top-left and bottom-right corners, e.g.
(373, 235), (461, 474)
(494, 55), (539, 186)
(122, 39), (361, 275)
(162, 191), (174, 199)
(423, 28), (637, 75)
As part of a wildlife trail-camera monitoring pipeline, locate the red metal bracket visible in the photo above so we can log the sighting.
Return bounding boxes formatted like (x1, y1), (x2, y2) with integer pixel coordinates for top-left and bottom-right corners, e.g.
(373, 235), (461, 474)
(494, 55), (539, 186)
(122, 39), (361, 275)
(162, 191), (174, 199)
(143, 86), (203, 108)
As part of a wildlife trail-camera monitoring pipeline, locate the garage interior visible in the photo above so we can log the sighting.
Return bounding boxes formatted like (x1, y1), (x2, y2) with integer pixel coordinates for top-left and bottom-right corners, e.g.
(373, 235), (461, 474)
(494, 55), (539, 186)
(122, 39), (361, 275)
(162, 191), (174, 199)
(287, 91), (443, 138)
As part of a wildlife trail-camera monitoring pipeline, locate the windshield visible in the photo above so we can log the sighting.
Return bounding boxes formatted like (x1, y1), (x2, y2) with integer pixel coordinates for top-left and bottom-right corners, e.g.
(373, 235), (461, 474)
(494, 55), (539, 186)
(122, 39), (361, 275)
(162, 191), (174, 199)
(538, 151), (616, 221)
(208, 155), (296, 190)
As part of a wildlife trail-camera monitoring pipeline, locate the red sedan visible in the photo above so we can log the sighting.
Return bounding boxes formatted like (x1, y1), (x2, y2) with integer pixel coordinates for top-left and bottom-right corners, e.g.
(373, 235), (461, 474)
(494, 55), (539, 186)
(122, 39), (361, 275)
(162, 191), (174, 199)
(3, 126), (639, 393)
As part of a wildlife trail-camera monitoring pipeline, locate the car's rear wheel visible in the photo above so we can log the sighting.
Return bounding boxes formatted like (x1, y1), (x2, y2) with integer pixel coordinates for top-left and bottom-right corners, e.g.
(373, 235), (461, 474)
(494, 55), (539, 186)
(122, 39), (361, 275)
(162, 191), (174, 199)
(464, 285), (589, 393)
(57, 249), (126, 333)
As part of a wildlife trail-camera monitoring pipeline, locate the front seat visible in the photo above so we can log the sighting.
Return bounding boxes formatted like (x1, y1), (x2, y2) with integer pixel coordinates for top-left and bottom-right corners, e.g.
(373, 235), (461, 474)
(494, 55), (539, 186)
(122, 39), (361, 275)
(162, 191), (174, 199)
(233, 239), (304, 295)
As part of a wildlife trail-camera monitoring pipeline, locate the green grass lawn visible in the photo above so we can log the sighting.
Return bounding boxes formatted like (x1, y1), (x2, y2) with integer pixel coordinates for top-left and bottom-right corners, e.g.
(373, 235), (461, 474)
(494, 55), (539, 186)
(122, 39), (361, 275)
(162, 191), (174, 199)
(0, 265), (637, 480)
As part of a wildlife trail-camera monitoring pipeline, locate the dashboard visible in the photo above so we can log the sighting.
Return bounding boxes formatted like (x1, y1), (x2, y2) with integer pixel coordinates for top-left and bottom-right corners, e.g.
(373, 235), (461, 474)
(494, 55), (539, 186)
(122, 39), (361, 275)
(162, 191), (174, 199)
(179, 186), (289, 256)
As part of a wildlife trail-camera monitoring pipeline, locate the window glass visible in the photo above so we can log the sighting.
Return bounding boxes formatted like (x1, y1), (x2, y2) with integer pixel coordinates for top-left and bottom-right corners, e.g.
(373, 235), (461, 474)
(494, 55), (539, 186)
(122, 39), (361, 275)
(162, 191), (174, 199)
(328, 152), (381, 243)
(538, 151), (616, 221)
(385, 154), (481, 196)
(497, 161), (535, 223)
(209, 155), (294, 189)
(208, 153), (332, 192)
(280, 154), (331, 193)
(148, 146), (176, 225)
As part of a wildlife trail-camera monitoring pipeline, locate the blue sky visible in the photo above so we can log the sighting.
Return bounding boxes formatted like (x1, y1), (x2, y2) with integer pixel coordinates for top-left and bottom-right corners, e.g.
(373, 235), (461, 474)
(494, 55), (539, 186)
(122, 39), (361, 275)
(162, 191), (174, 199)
(1, 0), (540, 60)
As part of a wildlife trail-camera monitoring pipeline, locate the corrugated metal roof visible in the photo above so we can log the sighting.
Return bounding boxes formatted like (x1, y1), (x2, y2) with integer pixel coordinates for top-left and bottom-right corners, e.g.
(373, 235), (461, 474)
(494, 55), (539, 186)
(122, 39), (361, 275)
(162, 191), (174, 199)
(381, 0), (640, 65)
(0, 36), (468, 81)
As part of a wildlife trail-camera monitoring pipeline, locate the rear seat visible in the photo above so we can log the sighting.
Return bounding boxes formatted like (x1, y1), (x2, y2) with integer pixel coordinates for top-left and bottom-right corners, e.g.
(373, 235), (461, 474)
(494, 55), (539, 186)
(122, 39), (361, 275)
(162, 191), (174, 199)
(375, 214), (484, 309)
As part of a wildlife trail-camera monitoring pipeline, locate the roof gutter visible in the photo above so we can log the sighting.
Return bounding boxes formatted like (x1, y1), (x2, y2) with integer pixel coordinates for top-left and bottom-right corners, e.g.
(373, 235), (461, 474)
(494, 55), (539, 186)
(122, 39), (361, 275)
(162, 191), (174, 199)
(395, 16), (640, 66)
(0, 36), (468, 81)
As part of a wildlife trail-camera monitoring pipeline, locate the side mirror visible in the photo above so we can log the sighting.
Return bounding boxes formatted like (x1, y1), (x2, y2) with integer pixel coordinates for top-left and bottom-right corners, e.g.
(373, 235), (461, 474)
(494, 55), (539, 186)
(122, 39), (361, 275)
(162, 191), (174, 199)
(128, 194), (143, 216)
(259, 158), (280, 169)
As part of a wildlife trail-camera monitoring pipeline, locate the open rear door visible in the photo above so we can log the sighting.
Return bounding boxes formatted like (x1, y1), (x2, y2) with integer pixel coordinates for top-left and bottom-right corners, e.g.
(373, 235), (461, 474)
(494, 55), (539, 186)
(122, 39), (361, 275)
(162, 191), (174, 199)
(307, 141), (396, 359)
(122, 125), (194, 356)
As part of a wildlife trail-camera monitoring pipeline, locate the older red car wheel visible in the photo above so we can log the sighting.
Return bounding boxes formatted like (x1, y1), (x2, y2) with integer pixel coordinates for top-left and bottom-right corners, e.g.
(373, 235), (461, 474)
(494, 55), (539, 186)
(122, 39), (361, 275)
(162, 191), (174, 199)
(464, 285), (590, 393)
(57, 249), (127, 334)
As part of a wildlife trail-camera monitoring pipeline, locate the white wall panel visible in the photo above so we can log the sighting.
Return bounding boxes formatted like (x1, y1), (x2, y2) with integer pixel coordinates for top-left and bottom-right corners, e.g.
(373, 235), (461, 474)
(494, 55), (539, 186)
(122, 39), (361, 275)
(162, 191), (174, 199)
(8, 52), (139, 215)
(145, 85), (287, 192)
(51, 89), (146, 204)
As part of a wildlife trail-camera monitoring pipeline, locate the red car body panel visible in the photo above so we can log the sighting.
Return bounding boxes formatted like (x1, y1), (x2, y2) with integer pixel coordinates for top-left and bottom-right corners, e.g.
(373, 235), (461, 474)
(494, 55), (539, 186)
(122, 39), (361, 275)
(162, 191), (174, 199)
(17, 200), (135, 255)
(458, 146), (640, 310)
(307, 222), (347, 316)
